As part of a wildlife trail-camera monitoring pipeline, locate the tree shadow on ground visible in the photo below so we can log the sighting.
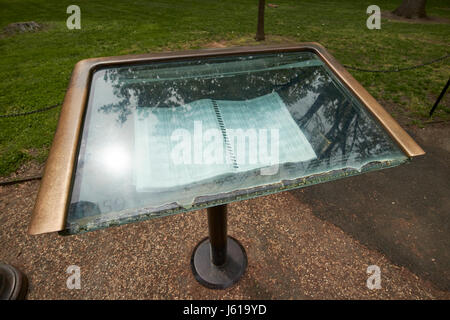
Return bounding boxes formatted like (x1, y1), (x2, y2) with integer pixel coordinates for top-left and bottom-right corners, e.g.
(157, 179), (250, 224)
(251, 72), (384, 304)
(290, 124), (450, 291)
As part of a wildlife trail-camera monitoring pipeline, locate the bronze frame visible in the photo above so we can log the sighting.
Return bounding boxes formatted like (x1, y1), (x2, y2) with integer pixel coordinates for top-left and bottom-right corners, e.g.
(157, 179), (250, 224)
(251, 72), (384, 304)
(28, 42), (425, 235)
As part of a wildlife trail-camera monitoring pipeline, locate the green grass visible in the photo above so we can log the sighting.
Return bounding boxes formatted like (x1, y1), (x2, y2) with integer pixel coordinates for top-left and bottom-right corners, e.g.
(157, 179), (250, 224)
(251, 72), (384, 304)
(0, 0), (449, 176)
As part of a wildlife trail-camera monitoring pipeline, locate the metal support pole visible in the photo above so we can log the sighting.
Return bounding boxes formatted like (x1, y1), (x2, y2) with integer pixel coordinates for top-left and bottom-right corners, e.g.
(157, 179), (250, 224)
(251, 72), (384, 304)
(191, 204), (247, 289)
(207, 205), (227, 266)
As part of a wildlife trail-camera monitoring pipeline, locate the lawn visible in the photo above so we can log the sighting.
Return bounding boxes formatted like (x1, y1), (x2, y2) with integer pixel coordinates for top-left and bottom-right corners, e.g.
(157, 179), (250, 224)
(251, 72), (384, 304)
(0, 0), (449, 176)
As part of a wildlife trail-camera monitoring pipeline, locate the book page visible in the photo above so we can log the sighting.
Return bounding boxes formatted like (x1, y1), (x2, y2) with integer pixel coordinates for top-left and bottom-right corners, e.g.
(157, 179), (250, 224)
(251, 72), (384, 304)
(134, 99), (233, 191)
(217, 92), (317, 172)
(134, 92), (316, 191)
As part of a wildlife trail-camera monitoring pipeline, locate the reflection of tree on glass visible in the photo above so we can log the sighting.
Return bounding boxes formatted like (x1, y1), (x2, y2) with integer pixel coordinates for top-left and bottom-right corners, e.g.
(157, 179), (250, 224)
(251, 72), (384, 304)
(97, 52), (398, 170)
(97, 53), (320, 122)
(57, 49), (413, 235)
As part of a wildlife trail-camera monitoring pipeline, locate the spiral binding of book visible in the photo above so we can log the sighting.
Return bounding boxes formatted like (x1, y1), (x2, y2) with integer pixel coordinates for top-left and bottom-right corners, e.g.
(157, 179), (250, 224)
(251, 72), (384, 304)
(212, 99), (239, 169)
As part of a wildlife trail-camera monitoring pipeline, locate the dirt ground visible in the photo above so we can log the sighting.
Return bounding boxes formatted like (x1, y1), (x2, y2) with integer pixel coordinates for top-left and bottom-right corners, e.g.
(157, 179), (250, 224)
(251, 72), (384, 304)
(0, 121), (449, 299)
(292, 123), (450, 292)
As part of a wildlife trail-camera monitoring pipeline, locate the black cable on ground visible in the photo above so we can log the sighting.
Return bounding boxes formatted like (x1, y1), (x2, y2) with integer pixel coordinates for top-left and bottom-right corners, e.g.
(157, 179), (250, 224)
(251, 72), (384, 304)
(0, 103), (60, 118)
(343, 53), (449, 73)
(0, 175), (42, 186)
(0, 54), (448, 118)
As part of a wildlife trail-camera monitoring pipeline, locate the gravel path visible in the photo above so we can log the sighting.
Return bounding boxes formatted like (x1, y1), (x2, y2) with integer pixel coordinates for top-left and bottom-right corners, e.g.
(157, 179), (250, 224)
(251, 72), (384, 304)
(1, 177), (448, 299)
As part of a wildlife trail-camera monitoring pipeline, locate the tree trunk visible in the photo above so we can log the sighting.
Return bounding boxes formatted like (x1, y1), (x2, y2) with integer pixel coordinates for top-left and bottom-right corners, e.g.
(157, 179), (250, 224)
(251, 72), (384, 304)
(393, 0), (427, 18)
(255, 0), (265, 41)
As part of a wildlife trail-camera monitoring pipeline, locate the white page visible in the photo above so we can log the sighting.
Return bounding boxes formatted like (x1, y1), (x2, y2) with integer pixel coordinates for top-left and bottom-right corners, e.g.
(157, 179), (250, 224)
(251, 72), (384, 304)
(217, 92), (317, 172)
(134, 92), (316, 191)
(134, 99), (233, 191)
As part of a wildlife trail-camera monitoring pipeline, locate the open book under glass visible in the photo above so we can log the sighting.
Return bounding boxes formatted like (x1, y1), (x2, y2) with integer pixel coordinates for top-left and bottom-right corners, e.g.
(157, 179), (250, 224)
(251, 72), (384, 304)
(134, 92), (317, 190)
(28, 44), (424, 236)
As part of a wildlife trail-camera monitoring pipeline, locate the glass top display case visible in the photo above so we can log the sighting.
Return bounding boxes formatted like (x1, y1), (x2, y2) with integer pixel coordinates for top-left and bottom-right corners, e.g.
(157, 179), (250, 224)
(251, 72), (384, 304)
(29, 43), (424, 236)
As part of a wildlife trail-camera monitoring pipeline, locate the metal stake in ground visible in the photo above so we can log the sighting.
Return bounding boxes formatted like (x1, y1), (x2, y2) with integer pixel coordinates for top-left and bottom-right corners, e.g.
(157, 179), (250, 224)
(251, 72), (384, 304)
(429, 77), (450, 117)
(191, 204), (247, 289)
